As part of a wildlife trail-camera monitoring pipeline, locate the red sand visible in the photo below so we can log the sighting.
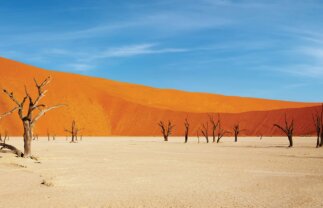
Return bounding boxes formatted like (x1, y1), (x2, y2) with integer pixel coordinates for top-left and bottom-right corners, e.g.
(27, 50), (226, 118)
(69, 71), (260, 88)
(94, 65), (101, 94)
(0, 57), (320, 136)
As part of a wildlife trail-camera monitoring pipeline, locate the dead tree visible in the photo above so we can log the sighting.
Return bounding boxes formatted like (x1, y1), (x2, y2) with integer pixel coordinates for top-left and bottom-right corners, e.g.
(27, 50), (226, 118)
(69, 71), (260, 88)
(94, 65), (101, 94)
(313, 113), (321, 148)
(1, 76), (64, 157)
(215, 114), (229, 143)
(233, 123), (245, 142)
(320, 104), (323, 147)
(209, 114), (219, 143)
(273, 114), (294, 147)
(0, 131), (7, 142)
(65, 120), (79, 143)
(0, 129), (23, 156)
(0, 132), (23, 157)
(184, 118), (190, 143)
(47, 130), (50, 141)
(313, 104), (323, 147)
(196, 128), (200, 144)
(201, 122), (209, 143)
(158, 121), (174, 142)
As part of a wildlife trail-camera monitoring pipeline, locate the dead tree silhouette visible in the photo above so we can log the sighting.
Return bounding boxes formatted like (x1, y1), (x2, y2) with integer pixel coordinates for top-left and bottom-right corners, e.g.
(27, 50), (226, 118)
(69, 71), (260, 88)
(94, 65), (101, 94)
(312, 104), (323, 148)
(209, 114), (219, 143)
(201, 122), (209, 143)
(216, 114), (229, 143)
(273, 114), (294, 147)
(0, 131), (8, 143)
(184, 118), (190, 143)
(158, 121), (175, 142)
(0, 76), (64, 157)
(196, 128), (200, 144)
(232, 123), (245, 142)
(65, 120), (82, 143)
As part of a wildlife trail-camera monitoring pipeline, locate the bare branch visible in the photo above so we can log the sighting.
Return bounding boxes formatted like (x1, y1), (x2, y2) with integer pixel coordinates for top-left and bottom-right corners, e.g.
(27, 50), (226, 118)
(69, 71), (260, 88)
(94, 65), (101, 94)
(0, 107), (19, 119)
(273, 114), (294, 147)
(3, 89), (20, 106)
(33, 76), (51, 106)
(0, 143), (24, 157)
(31, 104), (65, 125)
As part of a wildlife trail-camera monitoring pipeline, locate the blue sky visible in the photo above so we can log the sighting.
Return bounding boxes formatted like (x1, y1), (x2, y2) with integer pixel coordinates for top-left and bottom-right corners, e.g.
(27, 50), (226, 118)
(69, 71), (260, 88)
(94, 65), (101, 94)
(1, 0), (323, 102)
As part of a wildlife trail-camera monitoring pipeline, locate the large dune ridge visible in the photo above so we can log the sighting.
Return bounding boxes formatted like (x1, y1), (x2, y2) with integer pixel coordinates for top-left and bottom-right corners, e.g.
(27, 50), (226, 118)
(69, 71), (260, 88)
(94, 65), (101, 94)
(0, 57), (320, 136)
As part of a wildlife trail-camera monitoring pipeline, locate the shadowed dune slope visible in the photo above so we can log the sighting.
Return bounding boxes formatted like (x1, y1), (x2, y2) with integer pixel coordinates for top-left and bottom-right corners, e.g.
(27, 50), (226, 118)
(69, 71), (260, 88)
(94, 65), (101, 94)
(0, 57), (319, 136)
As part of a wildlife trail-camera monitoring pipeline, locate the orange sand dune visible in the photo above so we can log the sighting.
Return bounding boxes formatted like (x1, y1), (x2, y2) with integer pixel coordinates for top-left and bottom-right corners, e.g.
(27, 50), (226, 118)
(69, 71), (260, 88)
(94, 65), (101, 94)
(0, 57), (319, 136)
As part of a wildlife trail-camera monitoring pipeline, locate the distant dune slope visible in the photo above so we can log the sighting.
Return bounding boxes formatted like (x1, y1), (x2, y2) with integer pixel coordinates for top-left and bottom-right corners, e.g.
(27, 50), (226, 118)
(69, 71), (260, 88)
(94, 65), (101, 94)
(0, 57), (319, 136)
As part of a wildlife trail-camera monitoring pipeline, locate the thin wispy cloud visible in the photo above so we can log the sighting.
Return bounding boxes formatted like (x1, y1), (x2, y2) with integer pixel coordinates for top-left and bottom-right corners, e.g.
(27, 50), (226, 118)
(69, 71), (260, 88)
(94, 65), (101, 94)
(94, 44), (189, 59)
(1, 0), (323, 101)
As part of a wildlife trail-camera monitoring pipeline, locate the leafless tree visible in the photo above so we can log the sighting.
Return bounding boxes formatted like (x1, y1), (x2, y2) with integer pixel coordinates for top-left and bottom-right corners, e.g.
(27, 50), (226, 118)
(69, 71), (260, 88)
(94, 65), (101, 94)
(184, 118), (190, 143)
(33, 134), (38, 141)
(201, 122), (209, 143)
(0, 76), (64, 157)
(65, 120), (82, 143)
(158, 120), (174, 142)
(0, 131), (8, 142)
(0, 127), (23, 156)
(196, 128), (200, 144)
(312, 104), (323, 148)
(233, 123), (245, 142)
(216, 114), (229, 143)
(209, 114), (219, 143)
(273, 114), (294, 147)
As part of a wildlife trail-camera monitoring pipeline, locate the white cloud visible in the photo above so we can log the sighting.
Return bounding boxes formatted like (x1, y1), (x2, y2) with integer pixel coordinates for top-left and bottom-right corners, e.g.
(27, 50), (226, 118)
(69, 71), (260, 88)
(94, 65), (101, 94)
(65, 63), (93, 72)
(94, 44), (188, 59)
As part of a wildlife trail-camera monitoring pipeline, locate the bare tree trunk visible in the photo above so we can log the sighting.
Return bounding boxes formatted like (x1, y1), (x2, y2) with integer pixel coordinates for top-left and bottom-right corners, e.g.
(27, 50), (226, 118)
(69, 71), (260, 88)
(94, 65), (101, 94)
(23, 120), (32, 158)
(0, 143), (24, 157)
(158, 121), (174, 142)
(316, 132), (320, 148)
(217, 137), (221, 143)
(288, 135), (293, 147)
(234, 133), (238, 142)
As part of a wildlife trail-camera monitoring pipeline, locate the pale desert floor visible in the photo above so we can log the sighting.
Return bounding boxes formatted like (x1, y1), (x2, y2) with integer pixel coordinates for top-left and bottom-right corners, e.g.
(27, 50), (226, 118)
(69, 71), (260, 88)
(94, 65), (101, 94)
(0, 137), (323, 208)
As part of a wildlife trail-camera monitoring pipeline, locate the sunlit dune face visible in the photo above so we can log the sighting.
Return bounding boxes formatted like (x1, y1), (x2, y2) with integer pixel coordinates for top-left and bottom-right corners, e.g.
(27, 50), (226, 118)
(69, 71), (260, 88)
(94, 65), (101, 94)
(0, 57), (319, 136)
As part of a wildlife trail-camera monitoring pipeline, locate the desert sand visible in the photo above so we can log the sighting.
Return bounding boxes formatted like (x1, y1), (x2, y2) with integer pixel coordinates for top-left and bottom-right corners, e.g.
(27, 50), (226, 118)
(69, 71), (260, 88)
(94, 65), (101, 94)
(0, 137), (322, 208)
(0, 57), (319, 137)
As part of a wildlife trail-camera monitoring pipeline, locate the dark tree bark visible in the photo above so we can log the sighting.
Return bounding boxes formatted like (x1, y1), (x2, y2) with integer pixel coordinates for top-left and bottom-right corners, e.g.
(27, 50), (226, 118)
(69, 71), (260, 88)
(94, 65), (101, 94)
(216, 114), (229, 143)
(184, 118), (190, 143)
(273, 114), (294, 148)
(201, 122), (209, 143)
(2, 76), (64, 157)
(0, 131), (23, 157)
(312, 108), (321, 148)
(233, 124), (239, 142)
(196, 128), (200, 144)
(158, 121), (174, 141)
(232, 123), (246, 143)
(320, 104), (323, 147)
(65, 120), (83, 143)
(209, 114), (219, 143)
